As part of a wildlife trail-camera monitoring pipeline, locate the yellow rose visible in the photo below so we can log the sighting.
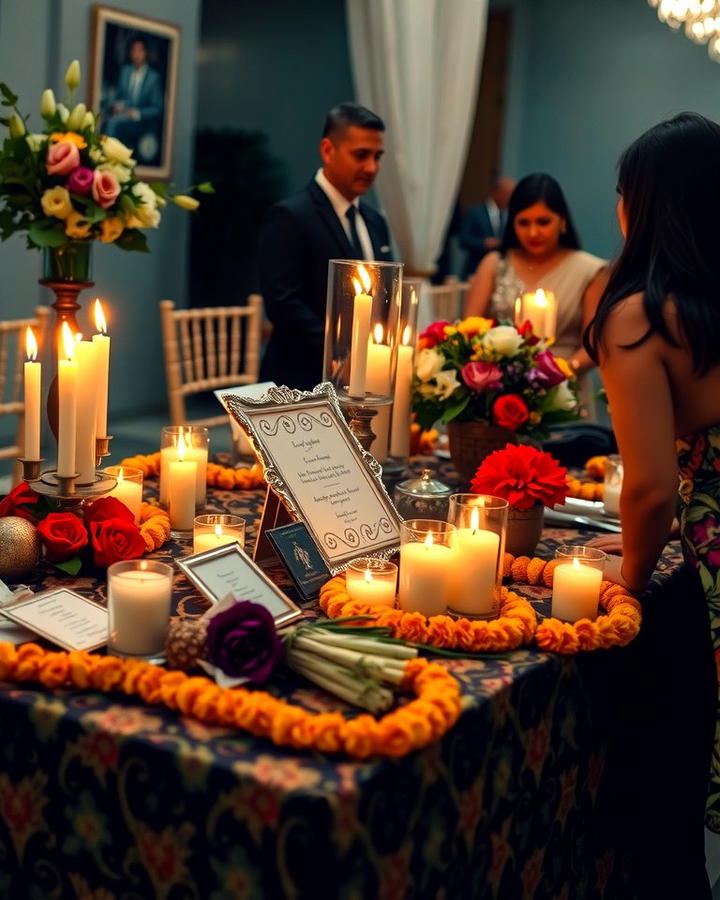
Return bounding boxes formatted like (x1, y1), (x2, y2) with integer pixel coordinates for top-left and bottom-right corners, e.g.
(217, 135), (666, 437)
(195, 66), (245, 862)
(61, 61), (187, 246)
(41, 186), (72, 219)
(456, 316), (494, 339)
(50, 130), (87, 149)
(553, 356), (575, 379)
(64, 210), (91, 239)
(99, 217), (124, 244)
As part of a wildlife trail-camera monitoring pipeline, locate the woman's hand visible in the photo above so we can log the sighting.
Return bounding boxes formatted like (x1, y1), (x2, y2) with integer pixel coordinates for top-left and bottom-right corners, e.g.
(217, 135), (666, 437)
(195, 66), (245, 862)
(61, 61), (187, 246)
(602, 553), (636, 591)
(586, 534), (623, 555)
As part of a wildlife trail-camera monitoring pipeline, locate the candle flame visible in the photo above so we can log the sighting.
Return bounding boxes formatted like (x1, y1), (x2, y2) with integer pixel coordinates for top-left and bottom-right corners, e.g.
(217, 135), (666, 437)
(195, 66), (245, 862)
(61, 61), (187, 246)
(352, 277), (362, 295)
(364, 568), (373, 584)
(177, 432), (187, 462)
(410, 287), (418, 306)
(514, 296), (522, 321)
(470, 506), (480, 532)
(118, 469), (124, 483)
(572, 556), (582, 571)
(61, 322), (75, 361)
(373, 323), (384, 344)
(25, 327), (38, 361)
(534, 289), (548, 307)
(75, 332), (83, 342)
(94, 298), (107, 334)
(402, 325), (412, 346)
(424, 531), (434, 549)
(356, 263), (372, 293)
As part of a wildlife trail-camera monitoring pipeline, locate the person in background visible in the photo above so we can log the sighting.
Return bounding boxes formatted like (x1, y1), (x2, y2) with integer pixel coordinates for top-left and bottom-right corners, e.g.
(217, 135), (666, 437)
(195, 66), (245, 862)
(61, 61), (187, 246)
(463, 173), (606, 417)
(459, 175), (515, 279)
(257, 103), (393, 391)
(586, 112), (720, 897)
(103, 36), (163, 155)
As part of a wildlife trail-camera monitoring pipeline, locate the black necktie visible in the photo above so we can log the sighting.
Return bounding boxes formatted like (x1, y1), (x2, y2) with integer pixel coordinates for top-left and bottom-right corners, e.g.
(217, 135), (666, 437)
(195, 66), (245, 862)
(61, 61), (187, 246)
(345, 206), (364, 259)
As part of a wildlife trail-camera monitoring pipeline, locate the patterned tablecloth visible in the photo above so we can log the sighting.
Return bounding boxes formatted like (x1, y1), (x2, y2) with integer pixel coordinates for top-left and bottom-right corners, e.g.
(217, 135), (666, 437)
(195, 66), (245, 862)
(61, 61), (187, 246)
(0, 459), (684, 899)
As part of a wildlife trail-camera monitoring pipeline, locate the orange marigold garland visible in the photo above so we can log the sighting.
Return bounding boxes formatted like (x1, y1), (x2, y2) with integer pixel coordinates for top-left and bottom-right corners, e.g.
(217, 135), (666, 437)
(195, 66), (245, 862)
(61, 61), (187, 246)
(0, 642), (461, 760)
(120, 452), (265, 490)
(138, 502), (171, 553)
(319, 553), (641, 655)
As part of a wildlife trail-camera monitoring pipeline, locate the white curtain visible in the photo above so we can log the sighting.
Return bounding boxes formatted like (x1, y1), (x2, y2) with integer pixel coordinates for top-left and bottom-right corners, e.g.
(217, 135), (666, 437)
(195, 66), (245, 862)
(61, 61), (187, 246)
(346, 0), (488, 276)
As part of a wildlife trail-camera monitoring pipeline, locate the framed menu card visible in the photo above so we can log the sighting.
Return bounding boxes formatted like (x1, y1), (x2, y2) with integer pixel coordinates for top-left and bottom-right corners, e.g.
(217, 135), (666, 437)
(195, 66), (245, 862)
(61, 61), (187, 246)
(224, 383), (402, 573)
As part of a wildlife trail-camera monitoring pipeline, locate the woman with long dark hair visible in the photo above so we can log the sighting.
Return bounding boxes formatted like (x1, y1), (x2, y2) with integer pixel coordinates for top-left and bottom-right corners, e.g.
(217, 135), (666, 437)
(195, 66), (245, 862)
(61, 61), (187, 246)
(587, 111), (720, 895)
(464, 173), (606, 414)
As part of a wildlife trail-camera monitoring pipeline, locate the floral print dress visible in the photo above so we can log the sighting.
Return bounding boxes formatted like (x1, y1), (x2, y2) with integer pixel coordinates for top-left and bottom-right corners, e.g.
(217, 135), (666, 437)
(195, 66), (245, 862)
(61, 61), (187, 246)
(677, 426), (720, 831)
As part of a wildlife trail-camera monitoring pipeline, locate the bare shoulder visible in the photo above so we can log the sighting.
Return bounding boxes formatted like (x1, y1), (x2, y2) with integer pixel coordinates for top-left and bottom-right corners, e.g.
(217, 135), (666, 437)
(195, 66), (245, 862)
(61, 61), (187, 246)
(477, 251), (500, 278)
(605, 293), (648, 341)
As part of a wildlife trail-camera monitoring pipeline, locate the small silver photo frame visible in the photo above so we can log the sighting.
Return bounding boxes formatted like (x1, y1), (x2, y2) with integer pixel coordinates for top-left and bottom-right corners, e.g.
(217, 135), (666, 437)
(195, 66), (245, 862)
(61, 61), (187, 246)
(0, 588), (108, 652)
(224, 383), (402, 574)
(177, 543), (304, 628)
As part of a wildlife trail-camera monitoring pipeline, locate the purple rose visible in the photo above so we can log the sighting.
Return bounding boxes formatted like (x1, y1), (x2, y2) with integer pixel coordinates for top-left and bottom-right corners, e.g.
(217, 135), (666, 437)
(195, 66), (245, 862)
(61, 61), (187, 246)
(205, 600), (284, 682)
(688, 515), (720, 569)
(66, 166), (94, 196)
(461, 361), (503, 393)
(531, 350), (566, 388)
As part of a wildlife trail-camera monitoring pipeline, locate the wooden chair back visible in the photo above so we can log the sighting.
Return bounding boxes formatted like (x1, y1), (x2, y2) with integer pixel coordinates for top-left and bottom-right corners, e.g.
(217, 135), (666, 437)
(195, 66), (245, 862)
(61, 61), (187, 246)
(160, 298), (263, 429)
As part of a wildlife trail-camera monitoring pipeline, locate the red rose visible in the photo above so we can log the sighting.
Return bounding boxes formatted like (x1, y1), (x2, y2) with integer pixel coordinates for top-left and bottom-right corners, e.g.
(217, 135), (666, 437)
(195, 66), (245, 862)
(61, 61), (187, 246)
(0, 482), (39, 522)
(37, 512), (89, 562)
(90, 517), (146, 567)
(419, 320), (451, 348)
(493, 394), (529, 430)
(84, 496), (135, 526)
(517, 319), (541, 346)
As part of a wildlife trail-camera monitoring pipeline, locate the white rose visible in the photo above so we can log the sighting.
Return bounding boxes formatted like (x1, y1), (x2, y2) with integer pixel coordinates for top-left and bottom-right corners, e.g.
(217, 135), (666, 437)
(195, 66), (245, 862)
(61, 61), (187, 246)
(101, 135), (134, 164)
(131, 182), (160, 226)
(434, 369), (460, 400)
(415, 348), (444, 382)
(547, 381), (577, 412)
(482, 325), (523, 357)
(97, 162), (132, 184)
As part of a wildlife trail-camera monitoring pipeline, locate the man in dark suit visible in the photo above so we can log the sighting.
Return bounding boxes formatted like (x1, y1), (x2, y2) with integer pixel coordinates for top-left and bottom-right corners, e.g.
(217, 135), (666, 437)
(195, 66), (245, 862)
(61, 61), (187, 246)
(258, 103), (393, 390)
(459, 176), (515, 279)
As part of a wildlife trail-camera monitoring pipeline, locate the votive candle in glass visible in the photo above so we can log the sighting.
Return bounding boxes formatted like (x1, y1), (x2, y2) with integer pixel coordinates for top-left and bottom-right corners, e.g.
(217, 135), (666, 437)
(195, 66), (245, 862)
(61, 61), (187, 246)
(160, 425), (209, 508)
(447, 493), (507, 618)
(552, 545), (607, 623)
(603, 454), (623, 517)
(103, 465), (143, 523)
(107, 559), (173, 660)
(346, 557), (398, 607)
(514, 288), (557, 340)
(398, 519), (455, 617)
(193, 514), (246, 555)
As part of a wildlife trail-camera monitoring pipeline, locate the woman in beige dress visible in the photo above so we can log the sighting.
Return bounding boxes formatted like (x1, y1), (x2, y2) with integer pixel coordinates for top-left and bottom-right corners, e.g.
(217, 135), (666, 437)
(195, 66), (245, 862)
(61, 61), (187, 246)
(464, 173), (607, 416)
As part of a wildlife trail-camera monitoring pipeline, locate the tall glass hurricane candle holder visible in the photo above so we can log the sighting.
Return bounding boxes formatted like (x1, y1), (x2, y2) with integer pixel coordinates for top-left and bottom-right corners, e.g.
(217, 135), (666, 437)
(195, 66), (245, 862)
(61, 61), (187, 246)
(389, 277), (421, 465)
(107, 560), (173, 661)
(603, 454), (623, 518)
(160, 425), (209, 509)
(552, 545), (607, 623)
(447, 493), (508, 619)
(398, 519), (455, 617)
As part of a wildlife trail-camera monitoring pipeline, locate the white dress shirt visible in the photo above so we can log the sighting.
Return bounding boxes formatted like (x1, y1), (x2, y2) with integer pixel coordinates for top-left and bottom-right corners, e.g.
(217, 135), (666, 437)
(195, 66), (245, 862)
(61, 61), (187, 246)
(315, 168), (374, 260)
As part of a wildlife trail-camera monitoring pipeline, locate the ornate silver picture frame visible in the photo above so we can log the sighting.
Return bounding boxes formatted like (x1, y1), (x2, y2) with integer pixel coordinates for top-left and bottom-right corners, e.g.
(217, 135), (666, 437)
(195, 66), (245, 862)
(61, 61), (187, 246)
(224, 383), (401, 574)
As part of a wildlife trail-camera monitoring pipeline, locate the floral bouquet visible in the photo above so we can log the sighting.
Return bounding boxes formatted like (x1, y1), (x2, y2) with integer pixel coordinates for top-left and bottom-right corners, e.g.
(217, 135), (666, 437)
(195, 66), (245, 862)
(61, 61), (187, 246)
(412, 317), (579, 440)
(470, 443), (569, 511)
(0, 60), (211, 253)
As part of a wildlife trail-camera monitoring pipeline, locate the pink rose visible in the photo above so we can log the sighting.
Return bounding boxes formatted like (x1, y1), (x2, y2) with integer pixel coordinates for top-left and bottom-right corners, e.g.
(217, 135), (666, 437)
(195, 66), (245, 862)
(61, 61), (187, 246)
(532, 350), (566, 388)
(66, 166), (94, 196)
(92, 169), (120, 209)
(461, 361), (503, 393)
(46, 140), (80, 176)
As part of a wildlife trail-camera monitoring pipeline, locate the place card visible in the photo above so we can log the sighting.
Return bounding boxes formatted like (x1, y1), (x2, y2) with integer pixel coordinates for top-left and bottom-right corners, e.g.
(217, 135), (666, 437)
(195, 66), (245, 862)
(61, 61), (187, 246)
(177, 543), (304, 627)
(266, 521), (332, 601)
(0, 588), (108, 652)
(224, 383), (402, 573)
(214, 380), (276, 457)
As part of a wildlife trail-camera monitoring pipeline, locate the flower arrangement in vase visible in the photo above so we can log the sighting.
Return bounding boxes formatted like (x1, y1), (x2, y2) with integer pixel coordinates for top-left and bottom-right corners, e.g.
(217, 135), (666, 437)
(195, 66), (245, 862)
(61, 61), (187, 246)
(470, 443), (569, 557)
(411, 317), (579, 480)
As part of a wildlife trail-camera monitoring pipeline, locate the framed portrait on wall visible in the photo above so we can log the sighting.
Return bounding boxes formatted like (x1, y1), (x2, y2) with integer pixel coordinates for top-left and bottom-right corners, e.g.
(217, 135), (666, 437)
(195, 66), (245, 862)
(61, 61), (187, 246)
(90, 5), (180, 180)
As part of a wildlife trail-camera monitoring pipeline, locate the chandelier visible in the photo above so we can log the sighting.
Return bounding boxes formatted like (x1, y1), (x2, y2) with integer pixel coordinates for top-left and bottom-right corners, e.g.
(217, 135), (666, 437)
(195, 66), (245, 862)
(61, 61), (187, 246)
(649, 0), (720, 61)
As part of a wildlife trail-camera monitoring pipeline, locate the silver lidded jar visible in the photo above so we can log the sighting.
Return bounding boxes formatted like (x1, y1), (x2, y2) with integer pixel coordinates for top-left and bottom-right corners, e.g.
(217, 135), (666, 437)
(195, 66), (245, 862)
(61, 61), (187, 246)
(392, 469), (452, 521)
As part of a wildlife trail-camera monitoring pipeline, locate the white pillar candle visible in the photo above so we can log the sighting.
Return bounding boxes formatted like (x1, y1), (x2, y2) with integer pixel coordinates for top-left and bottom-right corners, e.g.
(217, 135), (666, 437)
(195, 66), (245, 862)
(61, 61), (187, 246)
(390, 332), (414, 459)
(346, 567), (396, 607)
(109, 568), (172, 656)
(74, 339), (99, 484)
(365, 324), (391, 461)
(552, 557), (602, 622)
(193, 524), (243, 555)
(108, 470), (142, 524)
(349, 266), (373, 397)
(23, 327), (41, 460)
(398, 533), (453, 617)
(515, 289), (557, 340)
(604, 483), (621, 517)
(448, 516), (500, 617)
(168, 434), (197, 531)
(92, 299), (110, 438)
(57, 322), (77, 478)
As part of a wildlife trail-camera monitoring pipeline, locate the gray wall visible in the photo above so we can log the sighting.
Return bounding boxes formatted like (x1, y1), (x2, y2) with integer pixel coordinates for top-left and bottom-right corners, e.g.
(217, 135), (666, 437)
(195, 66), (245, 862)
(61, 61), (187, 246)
(197, 0), (355, 194)
(0, 0), (201, 417)
(495, 0), (720, 261)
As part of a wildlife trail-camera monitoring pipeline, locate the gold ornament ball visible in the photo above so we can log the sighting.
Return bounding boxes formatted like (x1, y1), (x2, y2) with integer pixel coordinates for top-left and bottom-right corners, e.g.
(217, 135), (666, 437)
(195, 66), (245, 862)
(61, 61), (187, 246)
(0, 516), (40, 581)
